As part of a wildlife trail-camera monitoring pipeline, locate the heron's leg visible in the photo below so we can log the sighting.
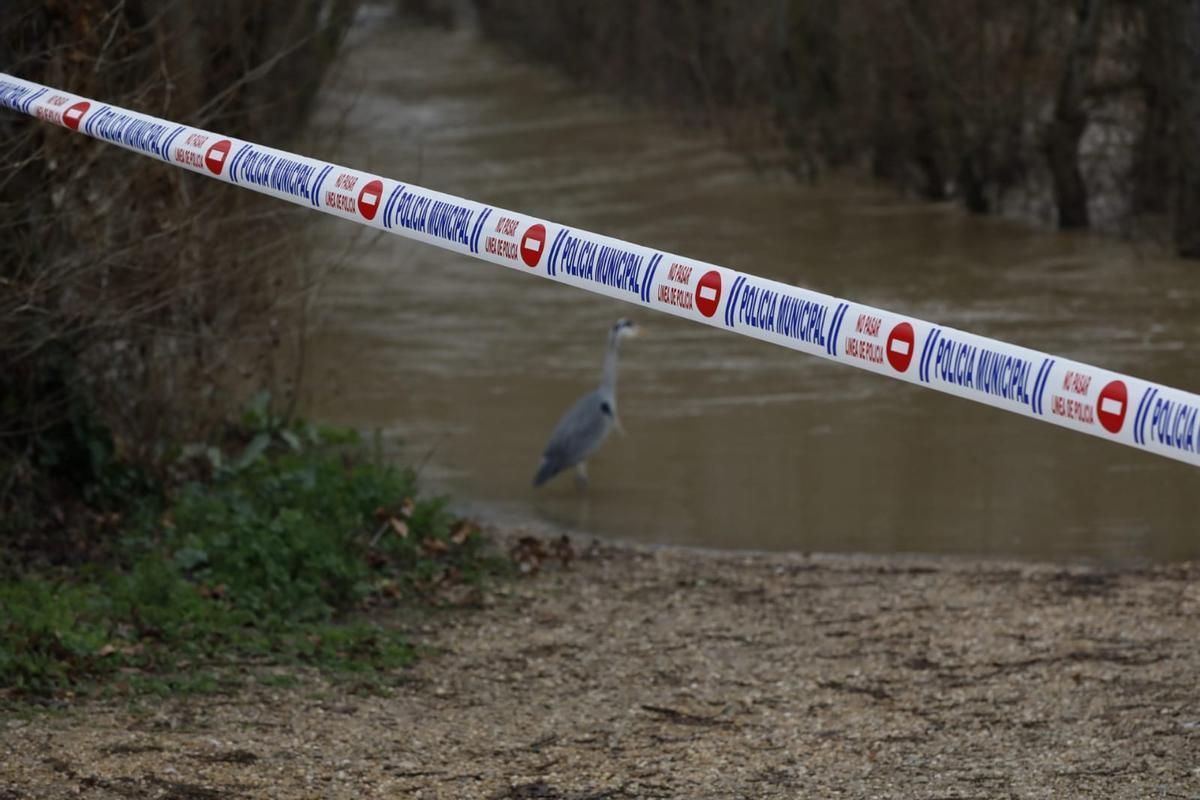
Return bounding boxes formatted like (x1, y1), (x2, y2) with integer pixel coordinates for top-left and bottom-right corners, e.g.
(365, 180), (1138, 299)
(574, 461), (589, 490)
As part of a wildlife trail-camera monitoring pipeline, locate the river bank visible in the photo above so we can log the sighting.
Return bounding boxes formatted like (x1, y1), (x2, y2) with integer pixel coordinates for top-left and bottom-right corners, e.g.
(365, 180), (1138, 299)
(3, 532), (1197, 798)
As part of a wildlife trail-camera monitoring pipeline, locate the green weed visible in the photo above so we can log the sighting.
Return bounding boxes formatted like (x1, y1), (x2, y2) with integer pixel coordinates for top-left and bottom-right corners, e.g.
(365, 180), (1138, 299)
(0, 424), (497, 701)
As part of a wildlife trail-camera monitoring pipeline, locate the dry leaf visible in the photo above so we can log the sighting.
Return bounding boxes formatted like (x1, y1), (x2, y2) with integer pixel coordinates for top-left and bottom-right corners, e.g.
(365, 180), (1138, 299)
(553, 535), (575, 568)
(450, 521), (477, 546)
(510, 536), (548, 574)
(99, 638), (146, 657)
(389, 517), (409, 538)
(421, 537), (448, 555)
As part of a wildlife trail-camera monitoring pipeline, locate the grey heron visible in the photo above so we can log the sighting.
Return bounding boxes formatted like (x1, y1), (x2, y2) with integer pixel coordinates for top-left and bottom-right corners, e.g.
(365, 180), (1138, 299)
(533, 318), (640, 488)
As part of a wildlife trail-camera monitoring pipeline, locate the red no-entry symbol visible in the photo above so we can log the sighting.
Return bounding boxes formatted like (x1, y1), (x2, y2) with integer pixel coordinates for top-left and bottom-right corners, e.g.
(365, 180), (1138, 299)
(357, 179), (383, 220)
(695, 270), (722, 317)
(1097, 380), (1128, 434)
(62, 101), (89, 131)
(204, 139), (232, 175)
(520, 224), (546, 267)
(886, 322), (915, 372)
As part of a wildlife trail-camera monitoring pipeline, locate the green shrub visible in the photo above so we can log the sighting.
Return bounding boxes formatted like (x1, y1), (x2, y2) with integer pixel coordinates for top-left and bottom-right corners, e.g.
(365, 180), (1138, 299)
(0, 429), (495, 700)
(0, 579), (112, 696)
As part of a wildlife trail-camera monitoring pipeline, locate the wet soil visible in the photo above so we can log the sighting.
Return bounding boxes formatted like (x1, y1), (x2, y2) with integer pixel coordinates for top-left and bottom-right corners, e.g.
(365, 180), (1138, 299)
(3, 535), (1198, 798)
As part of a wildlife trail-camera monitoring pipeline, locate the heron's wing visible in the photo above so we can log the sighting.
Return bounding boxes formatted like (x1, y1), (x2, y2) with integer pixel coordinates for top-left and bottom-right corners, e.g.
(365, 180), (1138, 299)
(534, 390), (613, 485)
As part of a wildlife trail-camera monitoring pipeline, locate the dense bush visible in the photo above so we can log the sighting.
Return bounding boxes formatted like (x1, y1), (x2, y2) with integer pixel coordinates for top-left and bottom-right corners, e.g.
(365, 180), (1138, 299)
(474, 0), (1200, 254)
(0, 1), (358, 552)
(0, 425), (494, 699)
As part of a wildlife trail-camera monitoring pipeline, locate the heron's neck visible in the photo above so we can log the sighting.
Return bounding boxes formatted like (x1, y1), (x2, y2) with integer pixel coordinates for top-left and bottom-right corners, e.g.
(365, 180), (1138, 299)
(601, 332), (621, 395)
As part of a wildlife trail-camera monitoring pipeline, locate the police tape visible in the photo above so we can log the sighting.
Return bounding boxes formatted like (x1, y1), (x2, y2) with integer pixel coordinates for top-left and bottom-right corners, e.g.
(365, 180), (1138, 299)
(3, 72), (1200, 468)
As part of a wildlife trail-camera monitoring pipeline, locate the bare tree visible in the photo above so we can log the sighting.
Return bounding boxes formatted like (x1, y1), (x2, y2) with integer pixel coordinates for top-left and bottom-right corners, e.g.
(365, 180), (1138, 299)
(471, 0), (1200, 255)
(0, 0), (358, 541)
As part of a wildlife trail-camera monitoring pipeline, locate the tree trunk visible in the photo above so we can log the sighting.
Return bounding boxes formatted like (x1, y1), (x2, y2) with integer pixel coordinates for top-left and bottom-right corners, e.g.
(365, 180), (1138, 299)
(1045, 0), (1103, 230)
(1172, 2), (1200, 257)
(1045, 112), (1090, 229)
(1131, 2), (1170, 217)
(958, 154), (990, 215)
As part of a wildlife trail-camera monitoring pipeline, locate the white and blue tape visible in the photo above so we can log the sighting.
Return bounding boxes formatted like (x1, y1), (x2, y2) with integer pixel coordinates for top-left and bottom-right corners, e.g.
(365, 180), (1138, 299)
(3, 73), (1199, 468)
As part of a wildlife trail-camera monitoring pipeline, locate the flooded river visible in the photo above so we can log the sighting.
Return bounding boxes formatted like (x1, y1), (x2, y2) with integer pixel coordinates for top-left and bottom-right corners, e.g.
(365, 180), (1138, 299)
(303, 10), (1200, 562)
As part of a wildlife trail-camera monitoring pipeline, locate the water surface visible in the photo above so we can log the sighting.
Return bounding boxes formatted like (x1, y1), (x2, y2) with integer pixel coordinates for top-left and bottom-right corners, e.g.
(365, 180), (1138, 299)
(304, 11), (1200, 562)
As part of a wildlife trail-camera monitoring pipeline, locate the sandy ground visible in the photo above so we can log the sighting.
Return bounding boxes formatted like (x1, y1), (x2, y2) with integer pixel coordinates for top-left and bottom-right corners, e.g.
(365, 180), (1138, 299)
(2, 535), (1199, 799)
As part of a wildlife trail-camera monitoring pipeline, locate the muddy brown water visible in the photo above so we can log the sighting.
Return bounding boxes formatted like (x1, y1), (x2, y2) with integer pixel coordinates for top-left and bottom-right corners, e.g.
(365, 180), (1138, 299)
(303, 10), (1200, 562)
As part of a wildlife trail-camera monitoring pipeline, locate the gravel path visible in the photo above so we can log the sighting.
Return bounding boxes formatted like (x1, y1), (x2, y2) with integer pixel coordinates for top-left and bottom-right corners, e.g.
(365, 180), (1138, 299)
(3, 536), (1199, 798)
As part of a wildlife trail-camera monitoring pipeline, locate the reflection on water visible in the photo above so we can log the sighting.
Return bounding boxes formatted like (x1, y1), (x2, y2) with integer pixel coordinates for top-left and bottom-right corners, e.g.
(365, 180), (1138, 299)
(303, 11), (1200, 562)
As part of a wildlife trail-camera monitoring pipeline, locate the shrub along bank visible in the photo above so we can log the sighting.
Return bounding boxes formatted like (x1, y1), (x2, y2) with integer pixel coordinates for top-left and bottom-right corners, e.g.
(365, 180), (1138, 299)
(0, 413), (501, 700)
(0, 0), (357, 559)
(474, 0), (1200, 254)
